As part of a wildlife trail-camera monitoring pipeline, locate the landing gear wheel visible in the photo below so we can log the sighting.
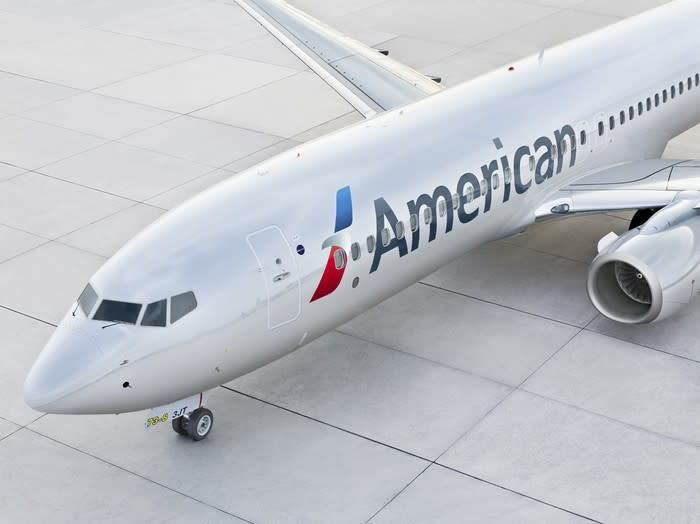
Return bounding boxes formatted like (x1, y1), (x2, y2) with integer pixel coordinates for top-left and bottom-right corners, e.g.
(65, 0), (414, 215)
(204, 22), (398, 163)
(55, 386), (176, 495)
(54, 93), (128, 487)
(182, 408), (214, 441)
(629, 208), (660, 230)
(172, 416), (188, 436)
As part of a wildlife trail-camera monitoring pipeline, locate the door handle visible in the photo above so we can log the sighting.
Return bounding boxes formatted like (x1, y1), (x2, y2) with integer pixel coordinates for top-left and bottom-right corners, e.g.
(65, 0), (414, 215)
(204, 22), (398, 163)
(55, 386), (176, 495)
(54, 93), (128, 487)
(273, 271), (291, 282)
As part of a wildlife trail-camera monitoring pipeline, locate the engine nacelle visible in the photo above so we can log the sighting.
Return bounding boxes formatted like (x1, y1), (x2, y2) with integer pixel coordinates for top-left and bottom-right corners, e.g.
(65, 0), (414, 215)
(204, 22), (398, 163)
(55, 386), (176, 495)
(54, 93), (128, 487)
(588, 195), (700, 324)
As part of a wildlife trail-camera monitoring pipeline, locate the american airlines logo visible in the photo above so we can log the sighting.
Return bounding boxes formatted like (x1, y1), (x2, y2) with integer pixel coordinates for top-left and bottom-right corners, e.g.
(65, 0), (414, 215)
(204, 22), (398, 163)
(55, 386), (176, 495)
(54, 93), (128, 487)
(370, 125), (579, 273)
(311, 124), (578, 301)
(310, 186), (353, 302)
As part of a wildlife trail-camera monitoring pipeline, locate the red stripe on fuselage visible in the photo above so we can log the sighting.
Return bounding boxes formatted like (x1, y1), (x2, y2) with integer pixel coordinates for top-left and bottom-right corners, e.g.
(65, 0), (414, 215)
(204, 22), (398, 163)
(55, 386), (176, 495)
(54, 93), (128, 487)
(310, 246), (346, 302)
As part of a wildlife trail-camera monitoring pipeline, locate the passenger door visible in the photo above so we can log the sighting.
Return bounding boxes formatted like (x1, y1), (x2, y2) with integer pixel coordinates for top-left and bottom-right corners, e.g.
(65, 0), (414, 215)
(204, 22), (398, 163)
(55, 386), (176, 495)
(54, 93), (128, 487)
(246, 226), (301, 329)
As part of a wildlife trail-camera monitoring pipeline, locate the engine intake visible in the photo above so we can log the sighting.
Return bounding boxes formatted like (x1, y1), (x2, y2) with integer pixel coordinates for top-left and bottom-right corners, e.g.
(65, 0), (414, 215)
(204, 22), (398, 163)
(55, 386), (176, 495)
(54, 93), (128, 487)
(587, 194), (700, 324)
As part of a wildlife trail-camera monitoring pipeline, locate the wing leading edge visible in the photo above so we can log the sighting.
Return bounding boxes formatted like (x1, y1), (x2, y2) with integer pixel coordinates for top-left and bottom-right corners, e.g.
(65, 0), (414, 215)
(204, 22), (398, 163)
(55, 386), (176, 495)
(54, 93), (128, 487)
(233, 0), (444, 118)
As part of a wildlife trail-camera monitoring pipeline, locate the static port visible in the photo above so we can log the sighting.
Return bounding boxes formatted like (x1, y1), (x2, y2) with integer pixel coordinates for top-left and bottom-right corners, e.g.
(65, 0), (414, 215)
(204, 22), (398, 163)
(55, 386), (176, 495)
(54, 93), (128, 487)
(122, 381), (130, 389)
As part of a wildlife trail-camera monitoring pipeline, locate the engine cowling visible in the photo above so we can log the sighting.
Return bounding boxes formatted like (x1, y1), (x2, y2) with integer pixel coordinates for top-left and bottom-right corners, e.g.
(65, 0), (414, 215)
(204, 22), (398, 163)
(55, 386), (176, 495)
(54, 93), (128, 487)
(588, 195), (700, 324)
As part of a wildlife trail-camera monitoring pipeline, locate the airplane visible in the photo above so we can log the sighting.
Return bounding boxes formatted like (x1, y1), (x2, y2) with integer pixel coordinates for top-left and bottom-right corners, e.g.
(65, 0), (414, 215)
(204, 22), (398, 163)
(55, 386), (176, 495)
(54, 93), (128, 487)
(23, 0), (700, 441)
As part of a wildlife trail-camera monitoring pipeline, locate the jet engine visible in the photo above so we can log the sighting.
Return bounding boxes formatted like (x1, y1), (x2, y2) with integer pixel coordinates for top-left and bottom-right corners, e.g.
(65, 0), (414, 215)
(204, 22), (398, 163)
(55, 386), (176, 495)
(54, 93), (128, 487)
(587, 193), (700, 324)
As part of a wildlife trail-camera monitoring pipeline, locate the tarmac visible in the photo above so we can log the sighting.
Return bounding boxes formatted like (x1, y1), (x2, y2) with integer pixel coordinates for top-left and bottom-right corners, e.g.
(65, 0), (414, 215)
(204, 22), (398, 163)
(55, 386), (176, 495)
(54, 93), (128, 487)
(0, 0), (698, 522)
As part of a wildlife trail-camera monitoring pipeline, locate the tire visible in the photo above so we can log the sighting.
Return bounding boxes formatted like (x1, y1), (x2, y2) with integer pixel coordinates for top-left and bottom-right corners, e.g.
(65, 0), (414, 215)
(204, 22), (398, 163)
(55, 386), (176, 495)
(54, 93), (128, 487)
(186, 408), (214, 441)
(172, 416), (188, 436)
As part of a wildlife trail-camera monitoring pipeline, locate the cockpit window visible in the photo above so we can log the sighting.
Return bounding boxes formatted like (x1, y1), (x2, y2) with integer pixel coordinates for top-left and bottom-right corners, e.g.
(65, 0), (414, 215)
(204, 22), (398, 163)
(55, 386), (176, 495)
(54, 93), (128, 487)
(78, 284), (98, 316)
(93, 300), (142, 325)
(171, 292), (197, 324)
(141, 299), (167, 327)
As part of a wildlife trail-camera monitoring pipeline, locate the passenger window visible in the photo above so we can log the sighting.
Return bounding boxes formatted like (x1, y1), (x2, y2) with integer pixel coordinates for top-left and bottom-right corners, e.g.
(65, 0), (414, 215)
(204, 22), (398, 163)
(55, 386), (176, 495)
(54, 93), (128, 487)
(94, 300), (142, 325)
(646, 98), (652, 111)
(333, 249), (347, 270)
(620, 110), (626, 125)
(396, 221), (405, 240)
(452, 193), (460, 210)
(142, 299), (167, 327)
(663, 89), (668, 103)
(504, 166), (512, 184)
(629, 106), (634, 120)
(688, 78), (692, 90)
(424, 207), (432, 225)
(409, 214), (418, 232)
(561, 140), (568, 154)
(438, 200), (446, 218)
(78, 284), (98, 316)
(529, 155), (536, 171)
(598, 121), (604, 136)
(609, 116), (615, 131)
(655, 93), (660, 107)
(367, 235), (376, 254)
(551, 144), (557, 158)
(479, 179), (487, 195)
(679, 82), (684, 95)
(381, 228), (391, 247)
(696, 73), (699, 87)
(350, 242), (361, 261)
(464, 185), (474, 203)
(671, 85), (676, 98)
(170, 292), (197, 324)
(492, 173), (500, 190)
(638, 102), (643, 115)
(580, 130), (587, 146)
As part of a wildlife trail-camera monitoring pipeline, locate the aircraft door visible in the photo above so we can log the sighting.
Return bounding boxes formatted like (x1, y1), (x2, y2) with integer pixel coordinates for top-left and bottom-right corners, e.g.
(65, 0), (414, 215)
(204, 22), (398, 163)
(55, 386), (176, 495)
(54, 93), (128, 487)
(246, 226), (301, 329)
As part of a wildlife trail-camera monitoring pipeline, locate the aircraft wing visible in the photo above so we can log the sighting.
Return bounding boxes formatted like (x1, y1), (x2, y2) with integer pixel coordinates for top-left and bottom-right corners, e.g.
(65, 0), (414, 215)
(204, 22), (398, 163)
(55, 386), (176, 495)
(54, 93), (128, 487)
(233, 0), (444, 118)
(535, 159), (700, 218)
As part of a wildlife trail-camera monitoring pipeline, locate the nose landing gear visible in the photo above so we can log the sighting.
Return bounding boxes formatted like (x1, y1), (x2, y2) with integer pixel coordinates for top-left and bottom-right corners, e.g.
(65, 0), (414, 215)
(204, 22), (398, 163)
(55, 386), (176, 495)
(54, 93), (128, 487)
(172, 407), (214, 441)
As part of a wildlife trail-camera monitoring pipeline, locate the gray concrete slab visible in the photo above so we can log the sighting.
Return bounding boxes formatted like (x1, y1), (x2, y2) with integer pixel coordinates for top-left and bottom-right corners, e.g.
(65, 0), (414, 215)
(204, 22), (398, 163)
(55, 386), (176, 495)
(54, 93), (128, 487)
(0, 429), (243, 524)
(232, 331), (511, 458)
(0, 74), (78, 114)
(30, 387), (427, 524)
(0, 172), (132, 238)
(193, 72), (355, 138)
(41, 142), (213, 201)
(145, 169), (236, 210)
(97, 54), (297, 113)
(0, 116), (105, 171)
(0, 162), (24, 182)
(23, 93), (178, 140)
(59, 204), (165, 258)
(370, 465), (590, 524)
(423, 241), (599, 327)
(100, 1), (267, 52)
(0, 418), (18, 440)
(340, 283), (579, 386)
(440, 391), (700, 523)
(0, 308), (53, 425)
(523, 330), (700, 446)
(0, 225), (45, 264)
(0, 242), (104, 325)
(0, 29), (202, 90)
(122, 116), (284, 168)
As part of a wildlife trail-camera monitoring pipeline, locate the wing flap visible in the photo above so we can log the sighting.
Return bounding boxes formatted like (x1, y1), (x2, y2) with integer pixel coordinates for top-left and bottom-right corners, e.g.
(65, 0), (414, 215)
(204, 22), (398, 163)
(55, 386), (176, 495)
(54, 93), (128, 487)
(233, 0), (443, 117)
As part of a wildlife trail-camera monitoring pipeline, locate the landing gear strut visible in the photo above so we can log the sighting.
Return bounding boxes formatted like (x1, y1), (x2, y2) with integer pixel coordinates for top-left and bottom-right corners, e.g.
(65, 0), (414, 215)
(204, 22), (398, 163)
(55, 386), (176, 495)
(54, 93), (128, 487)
(172, 407), (214, 441)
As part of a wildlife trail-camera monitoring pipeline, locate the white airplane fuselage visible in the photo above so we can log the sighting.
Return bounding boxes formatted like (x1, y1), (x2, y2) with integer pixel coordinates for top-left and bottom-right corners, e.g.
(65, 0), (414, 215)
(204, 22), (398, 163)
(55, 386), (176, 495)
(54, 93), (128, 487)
(25, 1), (700, 414)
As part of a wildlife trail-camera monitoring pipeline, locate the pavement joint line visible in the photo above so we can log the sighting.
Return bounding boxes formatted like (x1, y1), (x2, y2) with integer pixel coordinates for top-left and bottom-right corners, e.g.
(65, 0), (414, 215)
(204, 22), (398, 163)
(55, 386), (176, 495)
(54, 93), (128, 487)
(418, 280), (593, 329)
(499, 237), (601, 266)
(333, 328), (516, 391)
(0, 304), (56, 327)
(222, 385), (599, 523)
(433, 463), (605, 524)
(582, 326), (700, 366)
(364, 463), (433, 524)
(23, 425), (256, 524)
(427, 315), (590, 470)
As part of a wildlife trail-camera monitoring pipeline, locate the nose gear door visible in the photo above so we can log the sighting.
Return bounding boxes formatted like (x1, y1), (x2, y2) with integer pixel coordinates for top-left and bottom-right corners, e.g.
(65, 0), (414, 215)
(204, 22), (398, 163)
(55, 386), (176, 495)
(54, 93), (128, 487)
(246, 226), (301, 329)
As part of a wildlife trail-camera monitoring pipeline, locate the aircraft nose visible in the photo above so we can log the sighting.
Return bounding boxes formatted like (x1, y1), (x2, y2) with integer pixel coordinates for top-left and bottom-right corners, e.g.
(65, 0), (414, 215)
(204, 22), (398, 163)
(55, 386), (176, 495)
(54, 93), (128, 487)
(24, 321), (104, 412)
